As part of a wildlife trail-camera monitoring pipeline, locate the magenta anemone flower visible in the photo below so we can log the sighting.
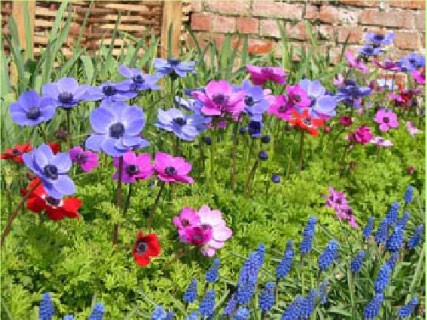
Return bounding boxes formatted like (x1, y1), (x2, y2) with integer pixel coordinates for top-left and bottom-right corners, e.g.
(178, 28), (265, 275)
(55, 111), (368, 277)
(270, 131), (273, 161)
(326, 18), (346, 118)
(406, 121), (421, 137)
(192, 80), (245, 118)
(324, 187), (358, 229)
(374, 109), (398, 132)
(246, 65), (286, 86)
(154, 152), (194, 184)
(286, 85), (311, 108)
(69, 146), (99, 173)
(348, 125), (373, 145)
(113, 151), (154, 183)
(412, 69), (425, 85)
(173, 207), (200, 240)
(371, 137), (393, 147)
(267, 95), (293, 121)
(373, 59), (401, 72)
(197, 205), (233, 257)
(345, 51), (369, 74)
(333, 74), (345, 87)
(339, 116), (353, 127)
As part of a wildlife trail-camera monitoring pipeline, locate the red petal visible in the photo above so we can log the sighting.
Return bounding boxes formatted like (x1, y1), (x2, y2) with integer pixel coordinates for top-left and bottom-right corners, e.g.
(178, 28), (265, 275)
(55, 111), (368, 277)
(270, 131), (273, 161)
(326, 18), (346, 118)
(45, 208), (66, 221)
(133, 253), (151, 267)
(62, 197), (82, 213)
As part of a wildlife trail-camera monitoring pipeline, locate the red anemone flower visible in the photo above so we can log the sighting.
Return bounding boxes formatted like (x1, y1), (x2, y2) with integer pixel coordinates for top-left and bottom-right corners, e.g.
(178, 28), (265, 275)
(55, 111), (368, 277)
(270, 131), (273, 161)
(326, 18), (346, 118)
(133, 231), (161, 267)
(288, 109), (324, 137)
(48, 142), (61, 154)
(1, 142), (33, 164)
(22, 179), (81, 221)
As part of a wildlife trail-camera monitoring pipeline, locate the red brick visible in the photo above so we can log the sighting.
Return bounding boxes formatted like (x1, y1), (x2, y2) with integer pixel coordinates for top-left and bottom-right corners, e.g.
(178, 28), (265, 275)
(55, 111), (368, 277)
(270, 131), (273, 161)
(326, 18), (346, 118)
(394, 31), (422, 50)
(285, 21), (309, 40)
(304, 4), (320, 20)
(360, 10), (415, 29)
(337, 27), (364, 43)
(259, 19), (281, 38)
(339, 8), (359, 25)
(195, 33), (227, 49)
(340, 0), (380, 7)
(252, 1), (303, 19)
(415, 11), (426, 30)
(236, 17), (259, 34)
(319, 6), (340, 24)
(247, 38), (274, 54)
(204, 1), (250, 16)
(389, 1), (425, 10)
(191, 13), (212, 31)
(191, 1), (203, 12)
(212, 15), (236, 33)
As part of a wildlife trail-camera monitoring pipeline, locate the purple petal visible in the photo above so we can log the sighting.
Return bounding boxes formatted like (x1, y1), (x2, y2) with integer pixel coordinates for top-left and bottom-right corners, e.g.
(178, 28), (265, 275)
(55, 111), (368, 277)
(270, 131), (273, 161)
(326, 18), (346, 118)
(102, 138), (122, 157)
(19, 90), (41, 109)
(42, 83), (60, 100)
(34, 144), (54, 168)
(118, 65), (133, 78)
(52, 175), (76, 196)
(58, 77), (79, 93)
(85, 135), (106, 152)
(90, 107), (115, 133)
(51, 153), (72, 173)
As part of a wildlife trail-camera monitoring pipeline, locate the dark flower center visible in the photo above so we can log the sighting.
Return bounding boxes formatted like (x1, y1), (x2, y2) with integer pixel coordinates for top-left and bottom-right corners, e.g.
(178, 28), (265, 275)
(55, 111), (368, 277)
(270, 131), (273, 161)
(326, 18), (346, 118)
(26, 107), (41, 120)
(45, 196), (61, 206)
(164, 166), (177, 176)
(302, 117), (312, 126)
(364, 47), (373, 54)
(212, 94), (226, 105)
(293, 94), (301, 102)
(278, 106), (287, 113)
(409, 58), (416, 64)
(76, 153), (88, 164)
(58, 91), (74, 103)
(132, 74), (145, 84)
(167, 58), (180, 66)
(11, 148), (21, 155)
(373, 34), (385, 41)
(173, 117), (187, 126)
(126, 164), (139, 175)
(135, 241), (148, 254)
(201, 224), (211, 231)
(335, 198), (342, 204)
(43, 164), (59, 180)
(383, 117), (390, 124)
(109, 123), (125, 138)
(102, 85), (117, 96)
(181, 219), (190, 227)
(244, 95), (255, 106)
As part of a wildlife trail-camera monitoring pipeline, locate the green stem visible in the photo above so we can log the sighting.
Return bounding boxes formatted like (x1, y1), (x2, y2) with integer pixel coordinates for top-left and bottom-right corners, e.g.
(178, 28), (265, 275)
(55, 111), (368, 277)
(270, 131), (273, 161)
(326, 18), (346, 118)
(66, 109), (72, 149)
(147, 182), (166, 230)
(298, 130), (305, 173)
(244, 160), (259, 196)
(231, 126), (238, 191)
(210, 132), (216, 191)
(39, 124), (48, 143)
(112, 156), (123, 245)
(408, 243), (425, 300)
(348, 269), (357, 319)
(123, 183), (133, 219)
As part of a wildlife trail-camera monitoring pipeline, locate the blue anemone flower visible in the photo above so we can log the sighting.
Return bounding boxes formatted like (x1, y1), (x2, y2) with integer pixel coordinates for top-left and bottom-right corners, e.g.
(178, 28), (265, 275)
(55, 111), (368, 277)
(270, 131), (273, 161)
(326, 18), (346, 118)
(42, 77), (92, 108)
(398, 52), (425, 72)
(23, 144), (75, 199)
(86, 82), (137, 108)
(236, 80), (269, 122)
(359, 44), (382, 56)
(10, 90), (57, 126)
(116, 65), (162, 92)
(154, 58), (196, 79)
(155, 108), (205, 141)
(364, 32), (395, 46)
(298, 79), (337, 118)
(86, 102), (149, 157)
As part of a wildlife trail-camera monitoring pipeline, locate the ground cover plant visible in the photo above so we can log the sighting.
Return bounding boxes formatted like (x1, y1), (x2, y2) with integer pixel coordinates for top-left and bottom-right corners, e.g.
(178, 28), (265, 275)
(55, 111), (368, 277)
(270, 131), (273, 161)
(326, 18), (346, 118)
(0, 6), (425, 319)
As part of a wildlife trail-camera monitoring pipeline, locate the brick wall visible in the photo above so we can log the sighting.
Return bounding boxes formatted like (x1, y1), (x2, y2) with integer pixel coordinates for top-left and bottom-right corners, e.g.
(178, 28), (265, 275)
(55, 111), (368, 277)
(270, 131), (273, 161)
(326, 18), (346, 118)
(187, 0), (425, 63)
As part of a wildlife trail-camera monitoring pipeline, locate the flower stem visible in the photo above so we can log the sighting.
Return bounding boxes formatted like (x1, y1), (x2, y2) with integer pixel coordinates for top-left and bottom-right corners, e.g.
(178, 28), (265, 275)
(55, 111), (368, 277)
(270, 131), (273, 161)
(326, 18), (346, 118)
(1, 180), (42, 247)
(66, 109), (72, 149)
(244, 160), (259, 196)
(231, 125), (239, 191)
(298, 130), (305, 173)
(147, 182), (165, 230)
(112, 156), (123, 245)
(123, 183), (133, 219)
(210, 134), (216, 192)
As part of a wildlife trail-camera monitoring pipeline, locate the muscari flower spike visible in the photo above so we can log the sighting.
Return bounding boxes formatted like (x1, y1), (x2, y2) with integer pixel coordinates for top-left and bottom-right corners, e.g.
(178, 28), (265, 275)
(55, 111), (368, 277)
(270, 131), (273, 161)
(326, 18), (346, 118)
(386, 252), (399, 270)
(374, 263), (392, 293)
(88, 303), (105, 320)
(375, 218), (389, 245)
(199, 290), (215, 318)
(386, 225), (404, 252)
(403, 185), (414, 205)
(318, 240), (339, 272)
(205, 258), (220, 283)
(281, 296), (303, 320)
(319, 280), (329, 305)
(385, 202), (400, 225)
(397, 297), (419, 318)
(299, 290), (317, 320)
(259, 282), (275, 313)
(223, 293), (237, 317)
(363, 217), (375, 239)
(397, 212), (411, 229)
(350, 250), (366, 273)
(276, 240), (294, 280)
(233, 307), (250, 320)
(300, 216), (317, 255)
(39, 293), (55, 320)
(364, 293), (384, 320)
(183, 279), (198, 304)
(408, 225), (424, 249)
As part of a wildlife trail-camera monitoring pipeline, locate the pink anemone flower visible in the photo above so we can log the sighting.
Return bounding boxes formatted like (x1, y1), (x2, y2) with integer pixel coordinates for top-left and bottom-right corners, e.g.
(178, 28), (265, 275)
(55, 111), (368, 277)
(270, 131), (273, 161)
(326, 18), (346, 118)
(69, 146), (99, 173)
(113, 151), (154, 183)
(246, 65), (286, 86)
(154, 152), (194, 184)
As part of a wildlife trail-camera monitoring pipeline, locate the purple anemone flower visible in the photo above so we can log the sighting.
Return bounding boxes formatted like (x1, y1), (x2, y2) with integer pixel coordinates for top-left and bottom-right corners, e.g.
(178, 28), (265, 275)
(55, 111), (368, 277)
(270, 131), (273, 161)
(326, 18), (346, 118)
(298, 79), (337, 118)
(371, 137), (393, 147)
(69, 146), (99, 172)
(23, 144), (76, 199)
(364, 32), (394, 46)
(112, 151), (154, 183)
(42, 77), (92, 109)
(155, 108), (206, 141)
(397, 52), (426, 72)
(154, 57), (196, 79)
(236, 80), (270, 122)
(374, 109), (399, 132)
(192, 80), (245, 118)
(336, 82), (371, 108)
(86, 82), (137, 108)
(154, 152), (194, 184)
(246, 65), (286, 86)
(85, 102), (149, 157)
(358, 45), (382, 57)
(345, 51), (369, 74)
(115, 65), (161, 92)
(10, 90), (57, 126)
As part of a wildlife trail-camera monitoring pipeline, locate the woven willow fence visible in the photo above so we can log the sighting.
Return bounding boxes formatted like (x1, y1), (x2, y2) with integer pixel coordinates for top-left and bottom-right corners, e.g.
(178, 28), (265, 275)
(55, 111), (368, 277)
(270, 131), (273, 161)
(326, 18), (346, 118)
(1, 1), (190, 58)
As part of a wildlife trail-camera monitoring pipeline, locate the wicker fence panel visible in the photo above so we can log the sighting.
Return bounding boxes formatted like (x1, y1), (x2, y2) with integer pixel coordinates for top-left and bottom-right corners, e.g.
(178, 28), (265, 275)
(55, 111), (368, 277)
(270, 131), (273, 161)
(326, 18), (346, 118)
(2, 1), (189, 59)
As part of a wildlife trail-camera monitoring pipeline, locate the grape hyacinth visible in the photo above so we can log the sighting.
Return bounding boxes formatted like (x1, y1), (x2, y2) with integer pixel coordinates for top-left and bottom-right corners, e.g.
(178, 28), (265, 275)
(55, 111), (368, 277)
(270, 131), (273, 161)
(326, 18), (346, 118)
(385, 202), (400, 225)
(259, 282), (275, 313)
(185, 312), (199, 320)
(256, 243), (266, 267)
(397, 297), (419, 318)
(199, 290), (215, 318)
(350, 250), (366, 273)
(88, 303), (105, 320)
(397, 212), (411, 229)
(319, 280), (329, 305)
(39, 293), (55, 320)
(375, 218), (389, 245)
(386, 225), (404, 252)
(281, 296), (303, 320)
(403, 185), (414, 205)
(318, 240), (339, 272)
(374, 264), (392, 293)
(276, 240), (294, 280)
(233, 307), (250, 320)
(205, 259), (220, 283)
(386, 252), (399, 270)
(364, 293), (384, 320)
(223, 293), (238, 317)
(408, 225), (424, 249)
(363, 217), (375, 239)
(299, 290), (317, 320)
(183, 279), (198, 304)
(300, 216), (317, 255)
(237, 252), (261, 304)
